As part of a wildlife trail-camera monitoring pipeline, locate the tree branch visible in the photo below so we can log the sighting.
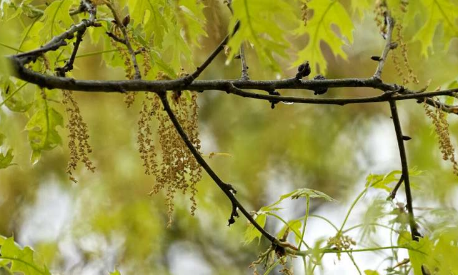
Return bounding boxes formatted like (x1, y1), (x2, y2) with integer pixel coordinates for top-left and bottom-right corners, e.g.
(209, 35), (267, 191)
(372, 11), (421, 241)
(104, 1), (141, 79)
(8, 62), (458, 111)
(158, 91), (280, 245)
(373, 12), (395, 80)
(389, 100), (421, 241)
(185, 21), (240, 84)
(13, 1), (97, 65)
(388, 174), (404, 200)
(239, 43), (249, 80)
(56, 28), (86, 77)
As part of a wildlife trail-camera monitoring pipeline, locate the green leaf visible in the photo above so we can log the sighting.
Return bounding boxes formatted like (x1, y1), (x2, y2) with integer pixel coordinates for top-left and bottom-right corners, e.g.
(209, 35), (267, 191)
(0, 148), (14, 169)
(260, 188), (334, 213)
(361, 199), (389, 237)
(25, 97), (64, 164)
(408, 237), (434, 275)
(177, 0), (207, 46)
(110, 269), (122, 275)
(364, 270), (380, 275)
(0, 237), (50, 275)
(128, 0), (169, 45)
(39, 0), (74, 43)
(294, 0), (354, 74)
(289, 188), (335, 201)
(351, 0), (372, 18)
(397, 230), (411, 246)
(162, 23), (193, 69)
(366, 170), (402, 192)
(411, 0), (458, 57)
(366, 169), (422, 192)
(243, 213), (266, 245)
(227, 0), (298, 72)
(276, 219), (303, 245)
(1, 80), (32, 112)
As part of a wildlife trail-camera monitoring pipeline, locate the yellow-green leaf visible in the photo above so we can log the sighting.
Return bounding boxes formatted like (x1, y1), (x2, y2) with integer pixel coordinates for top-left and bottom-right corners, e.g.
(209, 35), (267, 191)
(243, 213), (267, 245)
(411, 0), (458, 57)
(227, 0), (298, 72)
(294, 0), (354, 74)
(39, 0), (74, 43)
(25, 98), (64, 164)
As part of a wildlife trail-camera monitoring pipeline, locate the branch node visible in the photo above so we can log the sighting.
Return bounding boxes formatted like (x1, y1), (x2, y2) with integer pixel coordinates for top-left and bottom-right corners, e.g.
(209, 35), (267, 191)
(228, 201), (239, 226)
(313, 74), (328, 95)
(295, 61), (311, 80)
(267, 90), (280, 109)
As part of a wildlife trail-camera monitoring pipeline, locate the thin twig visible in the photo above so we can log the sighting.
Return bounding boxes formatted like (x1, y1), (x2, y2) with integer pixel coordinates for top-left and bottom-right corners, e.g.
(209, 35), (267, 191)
(389, 100), (421, 241)
(186, 21), (240, 84)
(373, 12), (395, 80)
(105, 1), (141, 79)
(226, 2), (249, 80)
(105, 31), (125, 44)
(388, 174), (404, 200)
(240, 43), (249, 80)
(158, 91), (280, 245)
(56, 29), (86, 77)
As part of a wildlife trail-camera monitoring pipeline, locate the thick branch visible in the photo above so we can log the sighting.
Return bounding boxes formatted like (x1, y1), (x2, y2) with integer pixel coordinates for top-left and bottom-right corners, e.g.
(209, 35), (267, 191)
(8, 63), (458, 110)
(158, 91), (279, 245)
(389, 100), (421, 240)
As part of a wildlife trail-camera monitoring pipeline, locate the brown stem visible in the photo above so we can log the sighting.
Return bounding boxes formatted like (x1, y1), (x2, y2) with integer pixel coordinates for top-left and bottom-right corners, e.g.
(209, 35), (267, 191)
(105, 1), (141, 80)
(240, 43), (249, 80)
(389, 100), (421, 241)
(388, 174), (404, 200)
(185, 21), (240, 85)
(373, 13), (395, 79)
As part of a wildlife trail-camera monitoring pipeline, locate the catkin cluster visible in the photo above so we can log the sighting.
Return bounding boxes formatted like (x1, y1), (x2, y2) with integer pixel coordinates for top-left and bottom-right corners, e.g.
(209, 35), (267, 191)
(327, 234), (356, 251)
(374, 0), (388, 35)
(392, 23), (419, 85)
(109, 25), (152, 107)
(375, 0), (419, 85)
(300, 0), (311, 26)
(62, 90), (96, 183)
(423, 101), (458, 175)
(138, 89), (202, 226)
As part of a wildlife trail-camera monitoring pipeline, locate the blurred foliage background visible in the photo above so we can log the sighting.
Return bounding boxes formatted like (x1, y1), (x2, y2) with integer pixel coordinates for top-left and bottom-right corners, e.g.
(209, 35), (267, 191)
(1, 0), (458, 274)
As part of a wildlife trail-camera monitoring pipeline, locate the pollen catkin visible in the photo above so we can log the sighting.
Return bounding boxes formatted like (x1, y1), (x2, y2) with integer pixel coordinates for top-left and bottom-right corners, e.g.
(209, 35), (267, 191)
(109, 28), (136, 107)
(423, 101), (458, 175)
(137, 93), (159, 176)
(140, 90), (202, 226)
(396, 23), (419, 85)
(62, 90), (95, 183)
(374, 0), (387, 36)
(301, 0), (311, 26)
